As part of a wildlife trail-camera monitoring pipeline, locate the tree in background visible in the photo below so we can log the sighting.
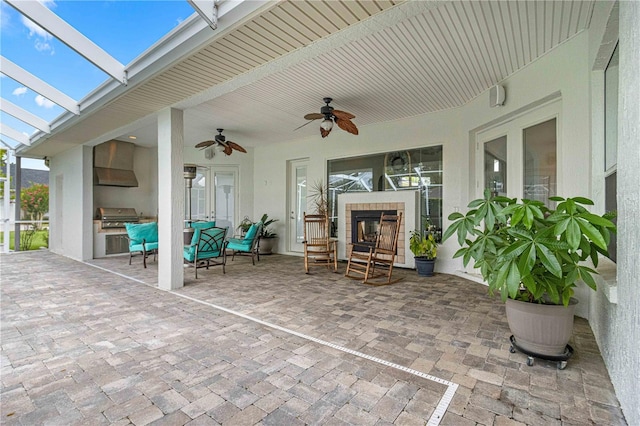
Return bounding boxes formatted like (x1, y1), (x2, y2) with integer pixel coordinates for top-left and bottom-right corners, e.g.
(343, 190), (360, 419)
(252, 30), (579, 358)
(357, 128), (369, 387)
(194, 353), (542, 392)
(0, 149), (9, 199)
(20, 183), (49, 250)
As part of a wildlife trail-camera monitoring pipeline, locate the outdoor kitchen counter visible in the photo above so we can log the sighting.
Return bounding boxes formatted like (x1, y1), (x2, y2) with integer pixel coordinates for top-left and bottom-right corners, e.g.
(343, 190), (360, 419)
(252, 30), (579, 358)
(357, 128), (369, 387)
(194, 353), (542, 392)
(93, 218), (158, 233)
(93, 218), (157, 258)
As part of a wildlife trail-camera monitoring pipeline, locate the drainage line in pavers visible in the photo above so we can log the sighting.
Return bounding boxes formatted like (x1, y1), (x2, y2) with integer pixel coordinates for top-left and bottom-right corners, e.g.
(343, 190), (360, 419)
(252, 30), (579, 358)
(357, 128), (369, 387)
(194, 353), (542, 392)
(83, 261), (458, 426)
(173, 291), (459, 426)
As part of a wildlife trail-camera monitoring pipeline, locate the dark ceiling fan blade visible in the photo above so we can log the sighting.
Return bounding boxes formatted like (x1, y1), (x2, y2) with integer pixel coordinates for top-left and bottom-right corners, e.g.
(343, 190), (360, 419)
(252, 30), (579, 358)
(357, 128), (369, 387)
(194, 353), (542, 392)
(336, 118), (359, 135)
(218, 141), (232, 155)
(332, 109), (355, 120)
(304, 112), (324, 120)
(320, 126), (332, 138)
(195, 140), (216, 149)
(227, 141), (247, 153)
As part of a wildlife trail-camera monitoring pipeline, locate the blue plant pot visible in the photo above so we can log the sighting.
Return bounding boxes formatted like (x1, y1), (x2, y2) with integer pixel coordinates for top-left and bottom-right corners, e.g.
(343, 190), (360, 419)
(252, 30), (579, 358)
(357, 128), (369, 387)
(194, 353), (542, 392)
(415, 257), (436, 277)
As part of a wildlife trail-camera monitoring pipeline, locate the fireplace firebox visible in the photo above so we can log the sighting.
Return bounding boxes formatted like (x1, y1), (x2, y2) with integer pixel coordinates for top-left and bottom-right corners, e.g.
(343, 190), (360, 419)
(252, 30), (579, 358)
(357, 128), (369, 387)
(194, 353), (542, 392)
(351, 210), (397, 252)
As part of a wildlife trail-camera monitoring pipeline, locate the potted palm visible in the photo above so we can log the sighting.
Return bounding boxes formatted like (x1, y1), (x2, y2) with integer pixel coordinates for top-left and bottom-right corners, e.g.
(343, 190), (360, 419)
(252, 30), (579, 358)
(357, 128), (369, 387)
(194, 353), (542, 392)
(443, 190), (615, 361)
(410, 229), (438, 276)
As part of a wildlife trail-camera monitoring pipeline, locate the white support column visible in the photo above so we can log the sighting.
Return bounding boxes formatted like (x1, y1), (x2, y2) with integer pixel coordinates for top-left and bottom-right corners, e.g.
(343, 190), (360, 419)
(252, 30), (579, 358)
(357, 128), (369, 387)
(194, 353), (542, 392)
(157, 108), (185, 290)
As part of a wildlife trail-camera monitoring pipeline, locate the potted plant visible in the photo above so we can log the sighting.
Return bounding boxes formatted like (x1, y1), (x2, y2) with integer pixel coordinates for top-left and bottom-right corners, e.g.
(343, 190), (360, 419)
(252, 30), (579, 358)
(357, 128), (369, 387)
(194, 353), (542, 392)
(443, 190), (615, 359)
(409, 229), (437, 276)
(257, 214), (279, 255)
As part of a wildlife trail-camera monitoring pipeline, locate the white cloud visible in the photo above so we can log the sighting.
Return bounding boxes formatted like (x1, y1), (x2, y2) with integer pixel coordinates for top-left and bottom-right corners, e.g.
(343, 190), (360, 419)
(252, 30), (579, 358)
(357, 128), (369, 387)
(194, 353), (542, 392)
(21, 16), (52, 40)
(35, 95), (55, 109)
(21, 1), (56, 55)
(13, 87), (28, 97)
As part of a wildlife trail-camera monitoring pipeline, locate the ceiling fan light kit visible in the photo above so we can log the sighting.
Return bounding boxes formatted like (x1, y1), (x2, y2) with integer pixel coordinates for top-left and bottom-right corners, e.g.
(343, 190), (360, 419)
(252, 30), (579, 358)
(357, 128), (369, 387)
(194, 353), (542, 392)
(302, 97), (358, 138)
(195, 128), (247, 155)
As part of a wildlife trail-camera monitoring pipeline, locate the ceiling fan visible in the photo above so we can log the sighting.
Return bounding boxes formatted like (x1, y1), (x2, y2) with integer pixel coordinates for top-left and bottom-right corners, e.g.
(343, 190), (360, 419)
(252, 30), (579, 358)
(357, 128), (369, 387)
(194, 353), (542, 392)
(301, 97), (358, 138)
(195, 129), (247, 156)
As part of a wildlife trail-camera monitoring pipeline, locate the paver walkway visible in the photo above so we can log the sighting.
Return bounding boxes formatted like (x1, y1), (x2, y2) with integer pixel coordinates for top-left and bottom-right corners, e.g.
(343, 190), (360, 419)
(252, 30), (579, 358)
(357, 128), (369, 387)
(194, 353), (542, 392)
(0, 251), (627, 425)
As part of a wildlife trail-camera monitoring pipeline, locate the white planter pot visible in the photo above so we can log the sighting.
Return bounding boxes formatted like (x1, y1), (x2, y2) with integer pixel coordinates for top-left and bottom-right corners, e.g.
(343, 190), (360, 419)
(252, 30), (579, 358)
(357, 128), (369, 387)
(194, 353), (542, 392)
(505, 297), (577, 356)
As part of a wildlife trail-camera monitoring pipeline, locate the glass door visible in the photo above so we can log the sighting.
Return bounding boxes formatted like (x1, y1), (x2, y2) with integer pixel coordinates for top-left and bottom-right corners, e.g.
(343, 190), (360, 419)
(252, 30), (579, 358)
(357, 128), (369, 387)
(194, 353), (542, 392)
(476, 102), (559, 202)
(213, 170), (236, 237)
(288, 159), (308, 253)
(185, 166), (237, 237)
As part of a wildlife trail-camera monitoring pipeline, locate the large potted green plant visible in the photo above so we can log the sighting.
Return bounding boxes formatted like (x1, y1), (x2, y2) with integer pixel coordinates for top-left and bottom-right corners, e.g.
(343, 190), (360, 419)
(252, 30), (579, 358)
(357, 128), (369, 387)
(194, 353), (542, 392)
(409, 229), (437, 276)
(443, 190), (615, 358)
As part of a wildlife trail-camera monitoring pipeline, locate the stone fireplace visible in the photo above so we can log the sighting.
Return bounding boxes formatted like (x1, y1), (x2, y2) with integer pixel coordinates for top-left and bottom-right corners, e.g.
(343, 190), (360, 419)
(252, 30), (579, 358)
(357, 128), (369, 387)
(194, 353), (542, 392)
(337, 191), (419, 268)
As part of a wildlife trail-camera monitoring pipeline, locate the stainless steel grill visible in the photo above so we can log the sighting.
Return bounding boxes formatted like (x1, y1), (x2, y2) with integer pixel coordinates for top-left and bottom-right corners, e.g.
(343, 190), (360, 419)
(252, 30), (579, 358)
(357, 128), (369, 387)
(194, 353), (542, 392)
(96, 207), (139, 229)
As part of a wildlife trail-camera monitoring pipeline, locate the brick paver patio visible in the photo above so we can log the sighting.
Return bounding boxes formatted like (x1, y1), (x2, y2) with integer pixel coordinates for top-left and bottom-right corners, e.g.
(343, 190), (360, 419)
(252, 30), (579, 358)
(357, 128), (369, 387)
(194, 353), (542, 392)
(0, 251), (627, 425)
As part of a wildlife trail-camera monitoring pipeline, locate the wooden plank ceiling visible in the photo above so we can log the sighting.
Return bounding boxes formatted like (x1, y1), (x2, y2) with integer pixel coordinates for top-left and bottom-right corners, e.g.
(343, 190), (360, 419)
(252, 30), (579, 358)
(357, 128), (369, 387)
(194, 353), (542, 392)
(30, 0), (594, 156)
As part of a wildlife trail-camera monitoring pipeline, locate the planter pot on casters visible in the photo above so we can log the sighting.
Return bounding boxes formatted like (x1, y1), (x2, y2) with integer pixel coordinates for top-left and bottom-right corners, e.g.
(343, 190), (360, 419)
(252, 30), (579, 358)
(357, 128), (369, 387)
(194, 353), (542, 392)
(415, 257), (436, 277)
(505, 297), (576, 369)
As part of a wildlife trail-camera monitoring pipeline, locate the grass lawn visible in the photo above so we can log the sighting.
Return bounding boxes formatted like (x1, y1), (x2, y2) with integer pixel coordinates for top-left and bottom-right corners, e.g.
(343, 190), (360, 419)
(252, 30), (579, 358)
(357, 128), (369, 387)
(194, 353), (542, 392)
(0, 230), (49, 250)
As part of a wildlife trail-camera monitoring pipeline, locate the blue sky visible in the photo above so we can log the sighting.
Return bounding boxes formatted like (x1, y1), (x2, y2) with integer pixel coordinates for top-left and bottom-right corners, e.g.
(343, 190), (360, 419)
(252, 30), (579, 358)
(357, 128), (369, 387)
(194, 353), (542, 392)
(1, 0), (195, 169)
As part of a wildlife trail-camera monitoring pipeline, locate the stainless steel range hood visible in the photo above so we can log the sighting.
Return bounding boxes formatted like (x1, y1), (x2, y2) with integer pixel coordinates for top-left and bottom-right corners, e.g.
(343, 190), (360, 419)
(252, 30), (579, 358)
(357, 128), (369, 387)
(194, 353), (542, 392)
(94, 140), (139, 187)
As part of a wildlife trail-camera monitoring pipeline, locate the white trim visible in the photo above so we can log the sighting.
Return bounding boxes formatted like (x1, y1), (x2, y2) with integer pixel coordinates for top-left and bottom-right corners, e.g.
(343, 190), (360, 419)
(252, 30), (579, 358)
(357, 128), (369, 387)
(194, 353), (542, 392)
(0, 57), (79, 115)
(0, 123), (30, 146)
(4, 0), (126, 84)
(0, 99), (50, 133)
(188, 0), (218, 29)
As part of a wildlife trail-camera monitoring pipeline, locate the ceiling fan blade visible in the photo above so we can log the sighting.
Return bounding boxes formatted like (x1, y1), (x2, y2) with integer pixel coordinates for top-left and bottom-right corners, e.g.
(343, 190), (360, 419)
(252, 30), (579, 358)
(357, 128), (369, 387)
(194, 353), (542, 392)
(218, 141), (233, 155)
(293, 119), (317, 131)
(227, 141), (247, 153)
(332, 109), (355, 120)
(304, 113), (324, 120)
(336, 118), (359, 135)
(195, 140), (216, 149)
(320, 126), (332, 138)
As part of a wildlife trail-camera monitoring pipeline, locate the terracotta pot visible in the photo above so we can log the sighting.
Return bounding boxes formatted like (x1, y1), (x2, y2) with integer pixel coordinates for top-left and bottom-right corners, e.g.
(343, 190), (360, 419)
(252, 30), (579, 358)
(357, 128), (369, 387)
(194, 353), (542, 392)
(505, 297), (577, 356)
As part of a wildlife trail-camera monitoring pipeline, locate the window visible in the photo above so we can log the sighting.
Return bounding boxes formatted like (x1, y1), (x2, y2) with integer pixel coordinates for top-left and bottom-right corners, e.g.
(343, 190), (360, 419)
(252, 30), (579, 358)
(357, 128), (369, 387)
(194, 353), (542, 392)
(523, 118), (557, 208)
(604, 43), (618, 262)
(327, 146), (443, 239)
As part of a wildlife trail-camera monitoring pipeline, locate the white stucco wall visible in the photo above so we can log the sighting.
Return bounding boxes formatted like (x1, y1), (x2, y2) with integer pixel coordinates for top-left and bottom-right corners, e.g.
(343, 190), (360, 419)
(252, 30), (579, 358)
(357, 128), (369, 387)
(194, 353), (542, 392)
(588, 2), (640, 424)
(48, 145), (93, 261)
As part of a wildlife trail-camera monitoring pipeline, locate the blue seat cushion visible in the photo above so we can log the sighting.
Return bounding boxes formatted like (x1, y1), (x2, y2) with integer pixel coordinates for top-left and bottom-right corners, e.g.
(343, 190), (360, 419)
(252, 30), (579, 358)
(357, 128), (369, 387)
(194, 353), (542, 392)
(227, 239), (252, 252)
(125, 222), (158, 250)
(244, 222), (260, 242)
(190, 221), (215, 229)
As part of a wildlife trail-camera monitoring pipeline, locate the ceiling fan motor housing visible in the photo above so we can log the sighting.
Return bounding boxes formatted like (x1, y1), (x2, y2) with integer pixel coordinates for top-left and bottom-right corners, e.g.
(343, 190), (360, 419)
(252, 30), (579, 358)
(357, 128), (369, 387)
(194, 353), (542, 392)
(321, 104), (334, 118)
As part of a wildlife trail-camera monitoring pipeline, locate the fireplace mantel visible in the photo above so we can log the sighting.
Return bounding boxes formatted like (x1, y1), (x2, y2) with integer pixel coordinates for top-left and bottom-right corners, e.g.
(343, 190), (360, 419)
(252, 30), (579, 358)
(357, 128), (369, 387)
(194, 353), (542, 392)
(337, 191), (419, 268)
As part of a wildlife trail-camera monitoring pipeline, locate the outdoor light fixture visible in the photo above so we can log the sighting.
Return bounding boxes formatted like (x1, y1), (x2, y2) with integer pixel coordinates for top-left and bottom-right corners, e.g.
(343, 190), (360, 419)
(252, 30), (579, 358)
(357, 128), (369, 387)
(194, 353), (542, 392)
(321, 118), (334, 131)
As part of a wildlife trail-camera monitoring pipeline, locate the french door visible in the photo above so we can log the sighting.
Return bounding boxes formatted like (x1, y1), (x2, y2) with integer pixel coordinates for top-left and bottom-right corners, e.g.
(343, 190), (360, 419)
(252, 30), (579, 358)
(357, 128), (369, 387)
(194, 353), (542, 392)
(188, 166), (238, 236)
(476, 102), (560, 205)
(288, 159), (309, 253)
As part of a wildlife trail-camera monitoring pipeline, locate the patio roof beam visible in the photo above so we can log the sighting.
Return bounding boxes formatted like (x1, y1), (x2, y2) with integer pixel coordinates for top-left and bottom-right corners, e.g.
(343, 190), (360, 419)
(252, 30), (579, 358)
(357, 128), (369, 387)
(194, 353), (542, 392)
(0, 99), (50, 133)
(4, 0), (127, 85)
(0, 57), (79, 115)
(188, 0), (218, 30)
(0, 123), (30, 146)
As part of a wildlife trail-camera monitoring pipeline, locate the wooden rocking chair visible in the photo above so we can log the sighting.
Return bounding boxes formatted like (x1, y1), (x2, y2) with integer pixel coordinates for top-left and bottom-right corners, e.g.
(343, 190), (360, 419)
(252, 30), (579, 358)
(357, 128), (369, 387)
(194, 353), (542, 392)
(303, 213), (337, 273)
(345, 212), (403, 285)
